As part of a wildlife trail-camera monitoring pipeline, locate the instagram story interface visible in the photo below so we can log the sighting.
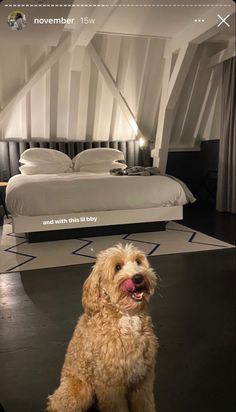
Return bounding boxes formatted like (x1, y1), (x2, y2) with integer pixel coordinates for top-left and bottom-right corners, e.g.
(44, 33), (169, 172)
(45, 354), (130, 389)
(0, 0), (235, 236)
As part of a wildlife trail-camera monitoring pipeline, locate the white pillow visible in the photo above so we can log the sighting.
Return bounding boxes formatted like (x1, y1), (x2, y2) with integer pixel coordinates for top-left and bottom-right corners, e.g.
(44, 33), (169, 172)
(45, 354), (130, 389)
(19, 163), (73, 175)
(79, 161), (127, 173)
(20, 148), (72, 165)
(73, 148), (125, 171)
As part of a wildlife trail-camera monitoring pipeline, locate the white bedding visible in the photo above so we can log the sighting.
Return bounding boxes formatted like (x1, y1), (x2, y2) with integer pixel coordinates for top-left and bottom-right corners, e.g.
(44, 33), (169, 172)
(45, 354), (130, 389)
(6, 172), (190, 217)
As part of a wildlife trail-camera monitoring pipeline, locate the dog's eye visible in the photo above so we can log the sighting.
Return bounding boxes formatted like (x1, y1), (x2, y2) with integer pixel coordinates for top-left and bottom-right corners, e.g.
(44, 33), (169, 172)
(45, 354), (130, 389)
(136, 259), (141, 265)
(115, 264), (122, 271)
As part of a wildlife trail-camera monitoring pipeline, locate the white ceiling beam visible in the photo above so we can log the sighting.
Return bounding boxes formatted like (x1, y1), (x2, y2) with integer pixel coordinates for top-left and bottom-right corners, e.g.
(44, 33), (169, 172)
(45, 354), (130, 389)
(87, 42), (144, 139)
(167, 42), (197, 108)
(208, 41), (236, 68)
(76, 50), (91, 140)
(193, 65), (222, 143)
(68, 71), (81, 139)
(94, 36), (121, 140)
(0, 34), (71, 125)
(165, 9), (235, 57)
(21, 50), (31, 140)
(173, 44), (208, 146)
(71, 46), (86, 71)
(153, 49), (172, 169)
(64, 0), (119, 46)
(136, 38), (151, 121)
(75, 0), (119, 46)
(0, 0), (118, 125)
(192, 68), (215, 141)
(153, 42), (197, 172)
(109, 38), (131, 139)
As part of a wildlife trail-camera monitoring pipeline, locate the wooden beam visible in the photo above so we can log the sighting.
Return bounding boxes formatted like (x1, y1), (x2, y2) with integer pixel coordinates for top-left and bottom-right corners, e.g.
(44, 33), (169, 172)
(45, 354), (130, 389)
(75, 0), (119, 47)
(165, 9), (235, 57)
(194, 65), (222, 143)
(86, 50), (99, 140)
(87, 43), (144, 139)
(57, 50), (73, 138)
(95, 36), (121, 140)
(154, 42), (197, 171)
(21, 49), (31, 140)
(68, 71), (81, 139)
(173, 44), (208, 146)
(71, 46), (86, 71)
(77, 50), (91, 140)
(0, 34), (72, 125)
(208, 41), (236, 68)
(167, 43), (197, 108)
(109, 37), (131, 139)
(136, 38), (151, 122)
(0, 0), (119, 125)
(47, 60), (59, 139)
(153, 51), (172, 167)
(45, 47), (52, 139)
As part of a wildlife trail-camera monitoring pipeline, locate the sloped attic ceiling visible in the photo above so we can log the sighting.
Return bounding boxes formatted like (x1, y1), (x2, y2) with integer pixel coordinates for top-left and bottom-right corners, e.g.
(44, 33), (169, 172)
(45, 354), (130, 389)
(0, 0), (235, 160)
(170, 42), (223, 148)
(0, 34), (165, 141)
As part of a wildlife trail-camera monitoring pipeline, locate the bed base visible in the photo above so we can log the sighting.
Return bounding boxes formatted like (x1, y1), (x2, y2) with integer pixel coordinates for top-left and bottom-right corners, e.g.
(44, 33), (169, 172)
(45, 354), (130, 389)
(26, 221), (166, 243)
(11, 206), (183, 243)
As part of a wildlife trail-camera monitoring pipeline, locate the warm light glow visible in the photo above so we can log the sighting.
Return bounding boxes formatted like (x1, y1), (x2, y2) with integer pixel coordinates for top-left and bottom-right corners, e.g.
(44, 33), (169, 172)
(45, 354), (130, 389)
(139, 137), (146, 148)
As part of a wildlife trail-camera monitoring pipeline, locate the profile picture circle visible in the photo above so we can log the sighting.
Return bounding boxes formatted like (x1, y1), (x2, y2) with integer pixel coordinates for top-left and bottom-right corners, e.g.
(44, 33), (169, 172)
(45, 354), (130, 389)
(8, 11), (26, 31)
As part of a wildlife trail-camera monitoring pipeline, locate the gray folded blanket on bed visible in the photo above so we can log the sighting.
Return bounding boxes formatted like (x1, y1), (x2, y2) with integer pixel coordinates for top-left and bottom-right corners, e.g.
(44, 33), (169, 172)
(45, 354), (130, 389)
(110, 166), (196, 203)
(110, 166), (160, 176)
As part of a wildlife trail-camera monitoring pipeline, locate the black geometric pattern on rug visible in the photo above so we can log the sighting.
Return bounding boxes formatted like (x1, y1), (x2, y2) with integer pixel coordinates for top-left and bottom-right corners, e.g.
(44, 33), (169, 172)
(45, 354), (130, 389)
(122, 233), (160, 255)
(72, 238), (96, 259)
(4, 232), (36, 272)
(168, 227), (230, 248)
(1, 221), (232, 273)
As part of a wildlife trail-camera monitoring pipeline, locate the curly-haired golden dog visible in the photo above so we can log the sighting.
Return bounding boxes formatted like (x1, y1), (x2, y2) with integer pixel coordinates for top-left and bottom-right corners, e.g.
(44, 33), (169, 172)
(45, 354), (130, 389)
(47, 244), (158, 412)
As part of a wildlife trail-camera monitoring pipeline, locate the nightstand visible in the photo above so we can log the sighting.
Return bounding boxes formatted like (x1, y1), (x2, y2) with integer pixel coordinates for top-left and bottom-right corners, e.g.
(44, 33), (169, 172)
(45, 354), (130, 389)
(0, 182), (9, 219)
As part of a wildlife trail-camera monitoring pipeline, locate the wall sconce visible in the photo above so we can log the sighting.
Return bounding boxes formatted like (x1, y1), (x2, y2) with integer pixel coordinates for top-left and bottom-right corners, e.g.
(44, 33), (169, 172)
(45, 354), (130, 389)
(139, 137), (147, 148)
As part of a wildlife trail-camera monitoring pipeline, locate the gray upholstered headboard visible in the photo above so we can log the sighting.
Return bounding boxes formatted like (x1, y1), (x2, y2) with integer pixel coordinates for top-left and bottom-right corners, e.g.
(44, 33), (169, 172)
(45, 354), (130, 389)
(0, 140), (151, 180)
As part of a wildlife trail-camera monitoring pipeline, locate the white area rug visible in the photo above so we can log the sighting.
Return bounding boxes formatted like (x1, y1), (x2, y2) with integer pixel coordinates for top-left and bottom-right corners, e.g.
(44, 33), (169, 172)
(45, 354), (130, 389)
(0, 218), (233, 273)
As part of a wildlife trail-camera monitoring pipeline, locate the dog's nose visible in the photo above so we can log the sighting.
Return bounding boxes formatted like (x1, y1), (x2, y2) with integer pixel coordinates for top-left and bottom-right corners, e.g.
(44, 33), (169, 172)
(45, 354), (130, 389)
(133, 274), (144, 285)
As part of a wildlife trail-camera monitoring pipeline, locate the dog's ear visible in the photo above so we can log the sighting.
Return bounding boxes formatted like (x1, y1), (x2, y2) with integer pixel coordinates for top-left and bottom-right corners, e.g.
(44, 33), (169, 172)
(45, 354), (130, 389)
(82, 264), (101, 314)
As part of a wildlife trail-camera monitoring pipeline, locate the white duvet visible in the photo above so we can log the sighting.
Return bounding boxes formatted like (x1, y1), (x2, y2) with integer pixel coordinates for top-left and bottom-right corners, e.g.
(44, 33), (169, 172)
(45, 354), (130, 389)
(6, 172), (191, 217)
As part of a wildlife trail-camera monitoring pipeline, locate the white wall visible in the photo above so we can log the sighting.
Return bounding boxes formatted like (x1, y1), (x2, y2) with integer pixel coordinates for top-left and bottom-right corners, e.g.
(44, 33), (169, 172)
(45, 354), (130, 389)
(0, 35), (224, 146)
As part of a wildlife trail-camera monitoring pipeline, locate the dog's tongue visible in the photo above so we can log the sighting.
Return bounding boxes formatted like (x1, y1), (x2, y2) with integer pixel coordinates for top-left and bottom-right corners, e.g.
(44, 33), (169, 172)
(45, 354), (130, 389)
(121, 278), (136, 293)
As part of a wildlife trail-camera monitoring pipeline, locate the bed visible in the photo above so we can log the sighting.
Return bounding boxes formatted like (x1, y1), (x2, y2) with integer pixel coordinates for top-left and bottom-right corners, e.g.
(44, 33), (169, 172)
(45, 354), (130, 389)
(6, 170), (191, 232)
(1, 139), (194, 242)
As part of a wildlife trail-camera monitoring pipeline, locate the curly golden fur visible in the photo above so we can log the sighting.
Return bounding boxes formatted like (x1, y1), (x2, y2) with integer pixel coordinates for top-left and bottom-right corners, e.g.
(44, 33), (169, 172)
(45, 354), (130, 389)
(47, 244), (158, 412)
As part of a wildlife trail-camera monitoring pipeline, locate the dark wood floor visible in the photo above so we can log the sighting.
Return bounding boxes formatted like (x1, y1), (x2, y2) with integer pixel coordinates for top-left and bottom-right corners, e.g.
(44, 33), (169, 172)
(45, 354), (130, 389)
(182, 201), (235, 245)
(0, 247), (235, 412)
(0, 201), (235, 412)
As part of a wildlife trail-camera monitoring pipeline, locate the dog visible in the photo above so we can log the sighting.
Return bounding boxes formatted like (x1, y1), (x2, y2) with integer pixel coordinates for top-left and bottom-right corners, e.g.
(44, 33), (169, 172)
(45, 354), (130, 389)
(47, 244), (158, 412)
